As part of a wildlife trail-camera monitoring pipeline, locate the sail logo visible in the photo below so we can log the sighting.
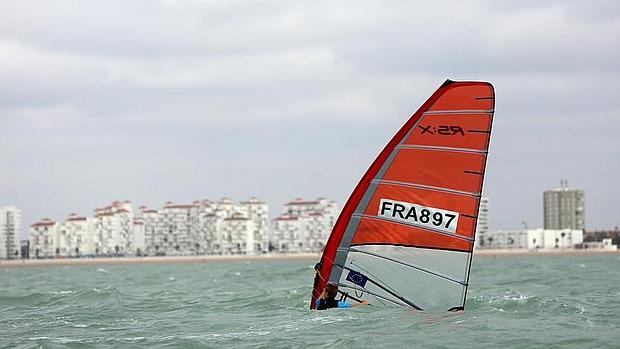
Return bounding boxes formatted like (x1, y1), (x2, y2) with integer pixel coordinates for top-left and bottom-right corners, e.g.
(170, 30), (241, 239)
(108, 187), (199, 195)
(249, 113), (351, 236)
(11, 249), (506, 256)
(419, 125), (465, 136)
(378, 199), (459, 234)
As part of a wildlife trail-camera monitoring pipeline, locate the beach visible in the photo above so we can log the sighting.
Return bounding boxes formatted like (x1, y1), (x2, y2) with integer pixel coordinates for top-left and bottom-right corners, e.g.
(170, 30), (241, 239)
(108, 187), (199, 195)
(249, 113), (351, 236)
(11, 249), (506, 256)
(1, 249), (617, 268)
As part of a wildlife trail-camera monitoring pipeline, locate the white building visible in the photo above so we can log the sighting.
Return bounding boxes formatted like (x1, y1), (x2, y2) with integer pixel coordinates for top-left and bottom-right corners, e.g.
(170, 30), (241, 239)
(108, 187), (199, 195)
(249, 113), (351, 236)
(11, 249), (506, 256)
(29, 218), (56, 259)
(272, 214), (303, 252)
(272, 198), (339, 253)
(477, 228), (583, 250)
(240, 197), (269, 254)
(153, 202), (196, 256)
(137, 207), (160, 255)
(132, 216), (146, 256)
(55, 213), (96, 257)
(579, 238), (618, 251)
(191, 200), (218, 255)
(94, 201), (134, 256)
(219, 213), (256, 255)
(475, 197), (489, 236)
(1, 206), (22, 259)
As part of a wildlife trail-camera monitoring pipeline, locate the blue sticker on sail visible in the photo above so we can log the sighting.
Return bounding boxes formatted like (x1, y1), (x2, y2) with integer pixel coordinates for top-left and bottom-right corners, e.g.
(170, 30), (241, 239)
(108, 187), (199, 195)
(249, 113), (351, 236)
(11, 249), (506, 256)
(346, 270), (368, 287)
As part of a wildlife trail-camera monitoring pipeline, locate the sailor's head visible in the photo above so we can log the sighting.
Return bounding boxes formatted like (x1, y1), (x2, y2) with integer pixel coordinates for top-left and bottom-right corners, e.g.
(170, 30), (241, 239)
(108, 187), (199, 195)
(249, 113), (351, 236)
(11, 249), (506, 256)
(325, 282), (339, 298)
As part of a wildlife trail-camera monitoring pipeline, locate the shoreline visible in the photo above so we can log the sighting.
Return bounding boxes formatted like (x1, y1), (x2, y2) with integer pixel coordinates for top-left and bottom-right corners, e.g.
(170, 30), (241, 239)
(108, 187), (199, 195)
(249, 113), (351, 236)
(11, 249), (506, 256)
(0, 249), (618, 269)
(0, 253), (322, 269)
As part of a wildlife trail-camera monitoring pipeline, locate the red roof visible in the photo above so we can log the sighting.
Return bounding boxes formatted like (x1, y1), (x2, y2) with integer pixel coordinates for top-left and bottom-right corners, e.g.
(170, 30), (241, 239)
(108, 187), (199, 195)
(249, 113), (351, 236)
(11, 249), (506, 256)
(224, 217), (249, 221)
(66, 216), (87, 222)
(285, 200), (319, 206)
(274, 216), (299, 221)
(30, 218), (56, 227)
(165, 204), (193, 209)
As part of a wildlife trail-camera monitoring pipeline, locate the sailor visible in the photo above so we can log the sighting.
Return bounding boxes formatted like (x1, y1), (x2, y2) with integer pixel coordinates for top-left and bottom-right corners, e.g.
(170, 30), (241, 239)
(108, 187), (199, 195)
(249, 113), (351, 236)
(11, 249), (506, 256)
(315, 281), (370, 310)
(316, 282), (351, 310)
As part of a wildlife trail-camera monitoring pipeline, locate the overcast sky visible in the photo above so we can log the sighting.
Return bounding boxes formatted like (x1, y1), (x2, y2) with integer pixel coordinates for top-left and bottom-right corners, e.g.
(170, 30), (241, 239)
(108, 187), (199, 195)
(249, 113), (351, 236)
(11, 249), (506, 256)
(1, 0), (619, 235)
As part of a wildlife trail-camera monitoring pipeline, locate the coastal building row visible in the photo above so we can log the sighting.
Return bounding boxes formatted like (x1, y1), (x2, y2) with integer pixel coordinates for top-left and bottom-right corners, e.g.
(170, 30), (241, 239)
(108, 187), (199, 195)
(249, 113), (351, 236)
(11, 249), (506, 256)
(27, 197), (338, 258)
(139, 197), (269, 256)
(476, 228), (585, 250)
(29, 198), (269, 258)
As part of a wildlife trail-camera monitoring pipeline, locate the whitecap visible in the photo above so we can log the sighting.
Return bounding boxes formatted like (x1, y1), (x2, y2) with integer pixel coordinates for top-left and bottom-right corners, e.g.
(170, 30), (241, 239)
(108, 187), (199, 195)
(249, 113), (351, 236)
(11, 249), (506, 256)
(97, 268), (108, 273)
(502, 294), (529, 302)
(51, 290), (73, 295)
(122, 337), (146, 342)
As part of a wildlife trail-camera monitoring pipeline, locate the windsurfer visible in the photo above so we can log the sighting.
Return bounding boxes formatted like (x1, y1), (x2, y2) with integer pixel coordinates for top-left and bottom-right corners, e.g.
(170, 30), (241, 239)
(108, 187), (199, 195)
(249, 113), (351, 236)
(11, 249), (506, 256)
(315, 281), (369, 310)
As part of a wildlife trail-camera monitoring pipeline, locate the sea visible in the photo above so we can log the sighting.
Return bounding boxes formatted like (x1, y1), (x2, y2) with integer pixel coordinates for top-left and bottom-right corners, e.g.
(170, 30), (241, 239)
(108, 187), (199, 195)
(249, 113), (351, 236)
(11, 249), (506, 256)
(1, 254), (619, 348)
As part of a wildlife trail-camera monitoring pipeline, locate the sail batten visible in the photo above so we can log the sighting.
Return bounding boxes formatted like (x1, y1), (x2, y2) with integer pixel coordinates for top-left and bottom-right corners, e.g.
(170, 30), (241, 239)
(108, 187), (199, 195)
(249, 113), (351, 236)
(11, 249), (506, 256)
(345, 247), (468, 285)
(311, 80), (495, 311)
(423, 111), (493, 116)
(395, 144), (489, 154)
(370, 179), (482, 197)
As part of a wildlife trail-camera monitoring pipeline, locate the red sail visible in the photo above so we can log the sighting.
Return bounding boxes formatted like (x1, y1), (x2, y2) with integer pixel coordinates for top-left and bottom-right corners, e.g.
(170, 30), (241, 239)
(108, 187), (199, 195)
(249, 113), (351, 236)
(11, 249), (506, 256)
(311, 80), (494, 310)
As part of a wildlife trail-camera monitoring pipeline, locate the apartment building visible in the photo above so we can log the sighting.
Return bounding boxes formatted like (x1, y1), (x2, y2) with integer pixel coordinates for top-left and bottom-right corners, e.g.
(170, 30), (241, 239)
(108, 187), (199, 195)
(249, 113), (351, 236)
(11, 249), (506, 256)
(94, 201), (134, 256)
(29, 218), (56, 258)
(543, 181), (585, 230)
(240, 197), (269, 254)
(0, 206), (21, 259)
(152, 202), (196, 256)
(272, 198), (338, 253)
(55, 213), (95, 257)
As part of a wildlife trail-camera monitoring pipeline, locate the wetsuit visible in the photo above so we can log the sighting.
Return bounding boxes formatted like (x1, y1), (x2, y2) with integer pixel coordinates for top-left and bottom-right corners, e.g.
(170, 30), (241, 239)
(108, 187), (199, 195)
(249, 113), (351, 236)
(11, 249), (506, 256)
(315, 298), (351, 310)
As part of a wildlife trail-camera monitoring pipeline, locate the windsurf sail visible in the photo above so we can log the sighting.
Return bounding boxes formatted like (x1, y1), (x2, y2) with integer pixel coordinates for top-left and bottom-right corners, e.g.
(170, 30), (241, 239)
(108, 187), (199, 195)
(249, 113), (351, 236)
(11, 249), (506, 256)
(311, 80), (495, 311)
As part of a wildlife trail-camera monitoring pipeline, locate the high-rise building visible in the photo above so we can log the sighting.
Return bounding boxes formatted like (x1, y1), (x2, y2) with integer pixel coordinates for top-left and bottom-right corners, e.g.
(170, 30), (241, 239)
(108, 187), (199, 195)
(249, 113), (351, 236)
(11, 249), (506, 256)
(0, 206), (22, 259)
(474, 197), (490, 249)
(272, 198), (338, 253)
(475, 197), (489, 235)
(239, 197), (269, 254)
(153, 202), (196, 256)
(55, 213), (95, 257)
(543, 181), (585, 230)
(29, 218), (56, 258)
(94, 201), (134, 256)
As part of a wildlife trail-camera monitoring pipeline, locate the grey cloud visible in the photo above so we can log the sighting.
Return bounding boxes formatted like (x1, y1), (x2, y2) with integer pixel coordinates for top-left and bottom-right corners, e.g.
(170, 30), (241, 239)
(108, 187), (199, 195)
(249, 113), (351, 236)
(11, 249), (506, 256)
(0, 1), (618, 233)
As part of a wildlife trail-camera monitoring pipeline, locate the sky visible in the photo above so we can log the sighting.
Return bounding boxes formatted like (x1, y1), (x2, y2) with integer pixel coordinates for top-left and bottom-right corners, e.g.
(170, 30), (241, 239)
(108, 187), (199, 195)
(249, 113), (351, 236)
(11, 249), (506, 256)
(1, 0), (619, 236)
